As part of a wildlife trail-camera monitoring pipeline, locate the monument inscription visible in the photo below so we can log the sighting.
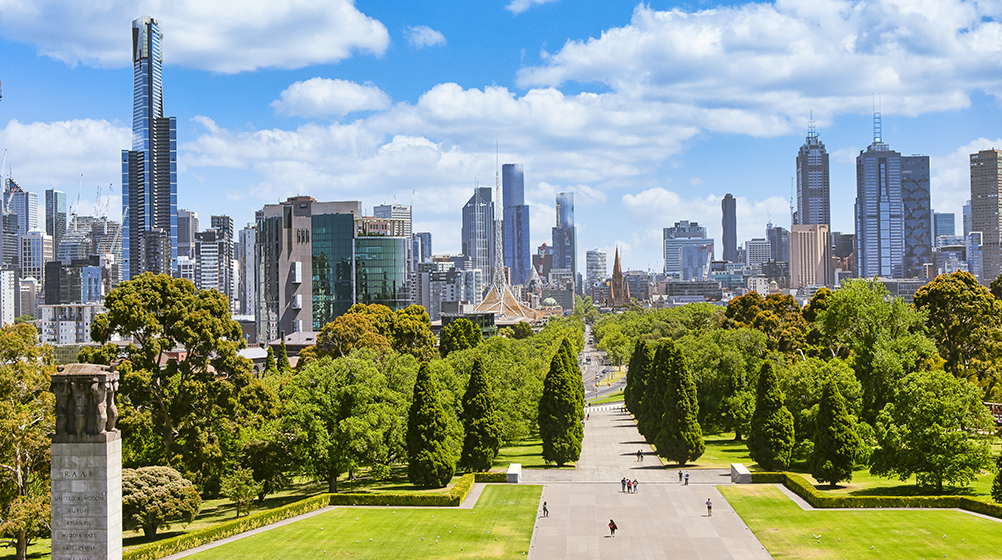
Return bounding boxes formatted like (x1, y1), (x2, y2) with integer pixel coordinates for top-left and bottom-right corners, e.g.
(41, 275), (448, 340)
(51, 364), (122, 560)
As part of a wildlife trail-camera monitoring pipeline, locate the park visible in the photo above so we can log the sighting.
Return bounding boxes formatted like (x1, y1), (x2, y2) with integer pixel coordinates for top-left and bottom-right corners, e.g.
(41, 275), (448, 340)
(4, 272), (1002, 559)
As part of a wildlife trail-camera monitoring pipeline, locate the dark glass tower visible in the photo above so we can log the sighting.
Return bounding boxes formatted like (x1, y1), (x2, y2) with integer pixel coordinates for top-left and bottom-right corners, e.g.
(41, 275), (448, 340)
(123, 16), (177, 280)
(502, 163), (531, 286)
(461, 187), (494, 280)
(721, 193), (737, 262)
(45, 189), (67, 251)
(552, 192), (576, 281)
(796, 120), (830, 226)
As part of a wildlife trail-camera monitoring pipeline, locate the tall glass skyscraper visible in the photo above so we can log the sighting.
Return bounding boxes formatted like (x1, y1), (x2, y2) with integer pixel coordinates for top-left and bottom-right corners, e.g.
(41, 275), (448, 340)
(796, 120), (830, 226)
(721, 193), (737, 262)
(502, 163), (531, 286)
(461, 187), (494, 280)
(45, 189), (67, 251)
(552, 192), (576, 280)
(123, 16), (177, 280)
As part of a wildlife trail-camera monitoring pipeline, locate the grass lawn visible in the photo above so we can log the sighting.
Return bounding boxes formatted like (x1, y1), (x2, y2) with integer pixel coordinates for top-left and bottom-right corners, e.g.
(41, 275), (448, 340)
(494, 438), (574, 469)
(721, 484), (1002, 559)
(587, 389), (623, 404)
(189, 484), (542, 560)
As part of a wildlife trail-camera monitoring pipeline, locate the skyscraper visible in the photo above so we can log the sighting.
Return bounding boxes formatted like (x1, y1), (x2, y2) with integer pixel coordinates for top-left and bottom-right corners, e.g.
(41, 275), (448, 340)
(934, 212), (955, 238)
(5, 178), (37, 237)
(663, 221), (711, 275)
(502, 163), (531, 286)
(796, 119), (830, 225)
(855, 114), (929, 279)
(963, 200), (972, 238)
(790, 224), (833, 288)
(970, 149), (1002, 284)
(552, 192), (576, 282)
(585, 248), (607, 291)
(766, 222), (790, 263)
(177, 209), (198, 260)
(413, 232), (432, 266)
(123, 16), (177, 280)
(721, 193), (737, 262)
(45, 189), (67, 251)
(461, 187), (494, 282)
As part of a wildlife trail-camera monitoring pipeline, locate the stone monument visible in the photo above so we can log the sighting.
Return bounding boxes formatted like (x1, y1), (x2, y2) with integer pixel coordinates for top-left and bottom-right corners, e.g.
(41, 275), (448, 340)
(51, 364), (122, 560)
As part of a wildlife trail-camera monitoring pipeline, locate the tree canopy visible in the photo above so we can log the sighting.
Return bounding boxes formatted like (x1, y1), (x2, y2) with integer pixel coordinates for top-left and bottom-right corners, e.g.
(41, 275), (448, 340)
(653, 339), (705, 465)
(459, 356), (502, 472)
(748, 361), (795, 470)
(122, 466), (201, 537)
(440, 318), (483, 358)
(809, 377), (859, 487)
(538, 340), (583, 466)
(407, 363), (455, 487)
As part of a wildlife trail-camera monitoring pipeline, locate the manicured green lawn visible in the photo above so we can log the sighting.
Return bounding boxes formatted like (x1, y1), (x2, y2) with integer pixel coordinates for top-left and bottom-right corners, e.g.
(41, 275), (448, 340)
(494, 439), (574, 469)
(189, 485), (542, 560)
(587, 389), (624, 404)
(686, 433), (758, 469)
(722, 484), (1002, 560)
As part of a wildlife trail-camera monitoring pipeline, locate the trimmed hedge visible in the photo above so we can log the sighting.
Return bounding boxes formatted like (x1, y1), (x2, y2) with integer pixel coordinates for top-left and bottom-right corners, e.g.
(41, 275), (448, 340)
(474, 472), (508, 483)
(753, 472), (1002, 520)
(123, 474), (480, 560)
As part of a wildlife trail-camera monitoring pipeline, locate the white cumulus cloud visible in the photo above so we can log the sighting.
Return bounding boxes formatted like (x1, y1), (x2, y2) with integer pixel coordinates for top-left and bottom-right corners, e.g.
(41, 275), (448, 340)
(272, 78), (392, 119)
(506, 0), (560, 15)
(0, 0), (389, 73)
(406, 26), (446, 49)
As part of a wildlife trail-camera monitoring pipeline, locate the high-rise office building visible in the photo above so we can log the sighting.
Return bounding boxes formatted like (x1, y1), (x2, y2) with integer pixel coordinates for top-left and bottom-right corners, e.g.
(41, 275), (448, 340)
(1, 210), (17, 268)
(20, 229), (52, 292)
(663, 221), (712, 275)
(552, 192), (576, 283)
(238, 223), (256, 316)
(970, 149), (1002, 284)
(373, 203), (412, 273)
(461, 187), (495, 283)
(745, 238), (772, 267)
(721, 193), (738, 262)
(0, 269), (13, 326)
(795, 120), (831, 225)
(5, 178), (37, 237)
(502, 164), (531, 286)
(963, 200), (972, 237)
(766, 222), (790, 263)
(413, 232), (432, 266)
(934, 212), (955, 238)
(855, 114), (929, 279)
(46, 189), (67, 251)
(355, 235), (409, 310)
(193, 215), (234, 306)
(585, 248), (607, 290)
(123, 16), (178, 280)
(177, 209), (198, 260)
(791, 224), (833, 288)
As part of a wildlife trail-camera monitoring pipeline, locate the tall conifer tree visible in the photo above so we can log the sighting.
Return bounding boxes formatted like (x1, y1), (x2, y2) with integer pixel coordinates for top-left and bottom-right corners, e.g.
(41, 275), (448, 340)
(407, 363), (456, 487)
(748, 361), (795, 470)
(276, 340), (291, 371)
(639, 340), (671, 439)
(539, 342), (583, 466)
(624, 339), (654, 416)
(810, 377), (859, 487)
(460, 356), (503, 472)
(655, 342), (705, 465)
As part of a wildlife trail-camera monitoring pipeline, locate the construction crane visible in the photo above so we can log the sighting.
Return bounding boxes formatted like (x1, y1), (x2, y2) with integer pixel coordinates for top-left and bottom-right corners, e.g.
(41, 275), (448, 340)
(98, 206), (126, 294)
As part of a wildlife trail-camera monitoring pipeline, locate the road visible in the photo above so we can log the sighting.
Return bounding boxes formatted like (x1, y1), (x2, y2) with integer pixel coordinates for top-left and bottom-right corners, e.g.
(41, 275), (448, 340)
(578, 324), (626, 402)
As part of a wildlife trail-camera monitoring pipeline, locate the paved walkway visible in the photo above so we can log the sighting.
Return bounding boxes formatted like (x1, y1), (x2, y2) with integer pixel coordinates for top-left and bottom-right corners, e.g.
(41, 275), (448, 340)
(525, 406), (772, 560)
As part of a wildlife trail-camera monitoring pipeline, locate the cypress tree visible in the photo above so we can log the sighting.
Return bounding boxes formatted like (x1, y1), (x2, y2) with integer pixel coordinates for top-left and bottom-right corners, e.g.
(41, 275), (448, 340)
(748, 361), (795, 470)
(639, 340), (672, 440)
(265, 345), (276, 373)
(407, 363), (456, 487)
(993, 453), (1002, 503)
(624, 339), (654, 417)
(276, 340), (291, 371)
(654, 342), (704, 465)
(560, 337), (585, 408)
(539, 343), (583, 466)
(460, 356), (503, 472)
(810, 377), (859, 487)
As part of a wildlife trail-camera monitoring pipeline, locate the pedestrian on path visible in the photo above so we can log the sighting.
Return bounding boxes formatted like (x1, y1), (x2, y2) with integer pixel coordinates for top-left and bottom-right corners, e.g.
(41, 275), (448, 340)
(678, 470), (683, 483)
(706, 498), (712, 516)
(636, 449), (642, 462)
(609, 519), (618, 537)
(621, 477), (627, 492)
(684, 471), (689, 485)
(627, 479), (632, 493)
(543, 501), (549, 517)
(632, 479), (638, 494)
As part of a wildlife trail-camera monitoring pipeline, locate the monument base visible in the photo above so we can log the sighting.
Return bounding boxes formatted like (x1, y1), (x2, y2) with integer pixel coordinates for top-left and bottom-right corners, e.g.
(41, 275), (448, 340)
(51, 438), (122, 560)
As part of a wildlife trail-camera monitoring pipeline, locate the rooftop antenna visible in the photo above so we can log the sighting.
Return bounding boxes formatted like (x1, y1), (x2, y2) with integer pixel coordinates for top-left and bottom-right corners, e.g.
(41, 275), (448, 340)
(807, 109), (817, 140)
(790, 177), (795, 225)
(490, 141), (505, 291)
(872, 93), (883, 145)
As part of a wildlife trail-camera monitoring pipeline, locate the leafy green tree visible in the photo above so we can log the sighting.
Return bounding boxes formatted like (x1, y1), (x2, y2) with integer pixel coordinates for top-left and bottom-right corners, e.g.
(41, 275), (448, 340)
(538, 341), (583, 466)
(284, 355), (398, 492)
(624, 338), (655, 416)
(276, 340), (291, 372)
(748, 361), (795, 470)
(407, 364), (456, 487)
(317, 312), (390, 358)
(440, 318), (482, 358)
(914, 271), (1002, 380)
(782, 357), (862, 444)
(810, 378), (859, 487)
(238, 421), (294, 502)
(13, 315), (32, 324)
(459, 356), (502, 472)
(220, 466), (262, 518)
(990, 273), (1002, 300)
(992, 453), (1002, 503)
(265, 346), (277, 373)
(122, 466), (202, 538)
(0, 324), (54, 560)
(653, 341), (704, 465)
(87, 273), (250, 488)
(512, 321), (534, 340)
(871, 369), (993, 493)
(392, 305), (437, 361)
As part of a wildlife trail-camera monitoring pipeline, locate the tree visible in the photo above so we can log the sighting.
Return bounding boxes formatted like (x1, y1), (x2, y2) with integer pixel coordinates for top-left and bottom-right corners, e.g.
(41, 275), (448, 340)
(122, 466), (202, 538)
(624, 339), (655, 416)
(459, 356), (502, 472)
(914, 271), (1002, 380)
(748, 361), (795, 470)
(317, 313), (390, 358)
(809, 378), (859, 487)
(265, 346), (277, 373)
(639, 340), (671, 440)
(512, 322), (534, 340)
(284, 355), (398, 492)
(782, 358), (862, 445)
(439, 318), (482, 358)
(0, 324), (54, 560)
(990, 273), (1002, 300)
(992, 452), (1002, 503)
(407, 364), (456, 487)
(276, 340), (291, 372)
(391, 305), (437, 361)
(238, 421), (294, 502)
(220, 466), (262, 518)
(871, 369), (993, 493)
(538, 341), (583, 466)
(653, 341), (705, 465)
(87, 273), (250, 488)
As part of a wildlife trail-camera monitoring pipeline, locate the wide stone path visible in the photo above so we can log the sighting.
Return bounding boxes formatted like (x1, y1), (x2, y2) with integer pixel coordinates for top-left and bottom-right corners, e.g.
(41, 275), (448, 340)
(524, 406), (773, 560)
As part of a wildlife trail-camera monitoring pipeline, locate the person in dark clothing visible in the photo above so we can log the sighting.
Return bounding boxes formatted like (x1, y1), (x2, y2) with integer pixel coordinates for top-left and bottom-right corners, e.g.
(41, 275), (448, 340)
(608, 519), (618, 537)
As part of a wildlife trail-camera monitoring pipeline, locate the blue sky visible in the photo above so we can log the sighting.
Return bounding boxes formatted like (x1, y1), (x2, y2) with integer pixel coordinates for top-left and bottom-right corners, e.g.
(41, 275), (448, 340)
(2, 0), (1002, 272)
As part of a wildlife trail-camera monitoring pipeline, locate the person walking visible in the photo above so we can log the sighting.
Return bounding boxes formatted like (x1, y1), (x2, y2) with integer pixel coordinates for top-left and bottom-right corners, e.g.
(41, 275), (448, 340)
(678, 470), (683, 483)
(621, 477), (627, 492)
(543, 501), (549, 517)
(706, 498), (712, 516)
(633, 479), (639, 494)
(627, 479), (632, 494)
(684, 471), (690, 486)
(637, 449), (643, 462)
(609, 519), (618, 537)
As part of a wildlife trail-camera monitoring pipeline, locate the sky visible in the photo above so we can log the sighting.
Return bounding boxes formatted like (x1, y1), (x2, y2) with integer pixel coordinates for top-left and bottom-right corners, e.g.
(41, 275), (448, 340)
(2, 0), (1002, 273)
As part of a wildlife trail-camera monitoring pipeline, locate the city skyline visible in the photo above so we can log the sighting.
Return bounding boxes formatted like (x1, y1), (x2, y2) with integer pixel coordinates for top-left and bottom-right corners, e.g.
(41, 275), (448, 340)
(2, 1), (1002, 271)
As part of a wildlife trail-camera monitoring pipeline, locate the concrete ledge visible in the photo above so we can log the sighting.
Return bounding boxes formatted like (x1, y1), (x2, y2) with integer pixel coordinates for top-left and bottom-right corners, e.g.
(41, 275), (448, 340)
(506, 463), (522, 483)
(730, 463), (752, 484)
